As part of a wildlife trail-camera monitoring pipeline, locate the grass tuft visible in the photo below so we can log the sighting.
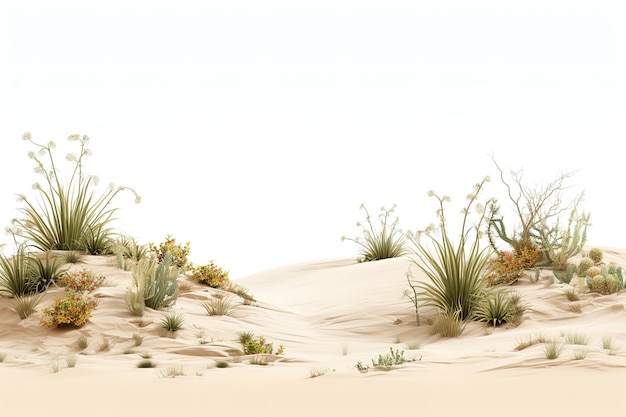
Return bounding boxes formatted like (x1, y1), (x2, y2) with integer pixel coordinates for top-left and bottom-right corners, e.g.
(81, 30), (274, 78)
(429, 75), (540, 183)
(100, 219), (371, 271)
(429, 310), (466, 337)
(201, 297), (234, 316)
(565, 332), (589, 346)
(543, 339), (564, 360)
(10, 293), (44, 319)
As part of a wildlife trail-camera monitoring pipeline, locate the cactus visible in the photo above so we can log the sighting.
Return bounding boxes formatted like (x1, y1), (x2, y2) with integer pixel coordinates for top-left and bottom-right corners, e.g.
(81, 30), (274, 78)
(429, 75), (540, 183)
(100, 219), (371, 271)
(577, 257), (594, 277)
(553, 263), (576, 284)
(587, 266), (602, 278)
(606, 275), (620, 294)
(591, 275), (608, 295)
(588, 247), (603, 265)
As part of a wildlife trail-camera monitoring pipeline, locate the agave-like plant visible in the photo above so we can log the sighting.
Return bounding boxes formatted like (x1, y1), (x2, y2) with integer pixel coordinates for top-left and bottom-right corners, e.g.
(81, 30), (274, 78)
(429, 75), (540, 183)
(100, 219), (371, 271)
(408, 177), (494, 320)
(11, 133), (140, 254)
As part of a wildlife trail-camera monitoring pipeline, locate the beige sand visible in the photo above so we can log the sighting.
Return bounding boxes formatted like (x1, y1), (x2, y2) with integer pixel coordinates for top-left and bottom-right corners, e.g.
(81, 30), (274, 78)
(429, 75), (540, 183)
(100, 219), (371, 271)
(1, 247), (625, 416)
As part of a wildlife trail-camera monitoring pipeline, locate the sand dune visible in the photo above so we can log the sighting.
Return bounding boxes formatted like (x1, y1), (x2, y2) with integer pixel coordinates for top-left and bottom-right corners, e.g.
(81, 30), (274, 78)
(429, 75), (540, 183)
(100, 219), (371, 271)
(1, 246), (626, 416)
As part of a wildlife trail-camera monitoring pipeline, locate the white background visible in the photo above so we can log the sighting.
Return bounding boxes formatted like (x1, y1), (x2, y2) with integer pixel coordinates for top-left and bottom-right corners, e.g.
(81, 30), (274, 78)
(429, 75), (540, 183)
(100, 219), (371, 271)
(1, 1), (625, 278)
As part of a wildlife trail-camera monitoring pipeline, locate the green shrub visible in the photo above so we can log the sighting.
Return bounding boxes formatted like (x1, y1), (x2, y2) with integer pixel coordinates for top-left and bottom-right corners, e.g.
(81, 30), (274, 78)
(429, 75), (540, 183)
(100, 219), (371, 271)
(148, 235), (190, 270)
(192, 261), (229, 288)
(342, 204), (408, 262)
(408, 177), (493, 320)
(11, 133), (140, 253)
(237, 331), (284, 355)
(40, 292), (98, 328)
(28, 251), (68, 289)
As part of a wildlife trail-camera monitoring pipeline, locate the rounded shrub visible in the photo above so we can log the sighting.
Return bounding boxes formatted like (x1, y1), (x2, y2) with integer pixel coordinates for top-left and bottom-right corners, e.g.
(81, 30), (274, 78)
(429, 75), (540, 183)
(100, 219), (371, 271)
(192, 261), (229, 288)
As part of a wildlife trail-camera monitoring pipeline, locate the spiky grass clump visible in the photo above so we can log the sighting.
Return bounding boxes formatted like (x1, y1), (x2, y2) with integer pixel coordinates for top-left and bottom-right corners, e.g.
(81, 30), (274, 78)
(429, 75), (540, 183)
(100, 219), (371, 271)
(409, 178), (493, 321)
(0, 245), (41, 297)
(12, 133), (140, 254)
(75, 335), (90, 350)
(474, 290), (527, 327)
(137, 359), (156, 368)
(342, 204), (408, 262)
(132, 333), (144, 347)
(0, 352), (7, 362)
(573, 346), (587, 360)
(160, 312), (185, 332)
(97, 338), (114, 352)
(543, 340), (564, 359)
(214, 360), (230, 368)
(65, 352), (78, 368)
(160, 366), (185, 378)
(9, 293), (44, 319)
(565, 332), (589, 346)
(563, 287), (580, 301)
(514, 333), (546, 351)
(201, 297), (234, 316)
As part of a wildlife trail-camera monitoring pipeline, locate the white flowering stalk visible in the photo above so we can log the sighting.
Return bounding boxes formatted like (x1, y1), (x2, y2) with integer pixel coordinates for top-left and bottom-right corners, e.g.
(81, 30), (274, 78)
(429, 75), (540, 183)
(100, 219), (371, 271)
(11, 133), (141, 254)
(407, 176), (495, 321)
(342, 204), (408, 262)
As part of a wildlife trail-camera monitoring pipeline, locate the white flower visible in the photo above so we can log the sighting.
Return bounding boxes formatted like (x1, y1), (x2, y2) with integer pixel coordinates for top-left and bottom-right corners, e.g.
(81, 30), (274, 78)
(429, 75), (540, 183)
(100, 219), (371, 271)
(84, 148), (92, 156)
(27, 151), (35, 159)
(442, 195), (451, 203)
(427, 190), (434, 197)
(66, 153), (77, 162)
(22, 132), (32, 141)
(68, 134), (80, 141)
(32, 182), (41, 190)
(82, 135), (90, 143)
(48, 141), (56, 148)
(134, 195), (142, 204)
(484, 176), (491, 182)
(92, 176), (99, 185)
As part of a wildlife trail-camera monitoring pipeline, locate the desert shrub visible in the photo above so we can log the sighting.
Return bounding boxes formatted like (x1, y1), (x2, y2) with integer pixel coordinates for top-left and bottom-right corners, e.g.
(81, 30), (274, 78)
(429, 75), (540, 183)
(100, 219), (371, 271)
(191, 261), (229, 288)
(237, 331), (285, 355)
(588, 247), (603, 265)
(341, 204), (408, 262)
(577, 257), (594, 277)
(59, 269), (105, 293)
(488, 158), (587, 267)
(148, 235), (190, 270)
(543, 340), (564, 359)
(11, 133), (140, 253)
(486, 245), (540, 287)
(371, 347), (411, 368)
(408, 177), (493, 320)
(127, 252), (179, 314)
(40, 292), (98, 328)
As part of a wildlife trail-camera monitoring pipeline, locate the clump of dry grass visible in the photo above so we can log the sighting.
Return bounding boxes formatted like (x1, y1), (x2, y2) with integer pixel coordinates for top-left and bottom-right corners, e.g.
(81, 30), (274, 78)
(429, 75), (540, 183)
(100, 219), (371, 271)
(201, 297), (235, 316)
(569, 303), (583, 314)
(563, 287), (580, 301)
(514, 333), (546, 351)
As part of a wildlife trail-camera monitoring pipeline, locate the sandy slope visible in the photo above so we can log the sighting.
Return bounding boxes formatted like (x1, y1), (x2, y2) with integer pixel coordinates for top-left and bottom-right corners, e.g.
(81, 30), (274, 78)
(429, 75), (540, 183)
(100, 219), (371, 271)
(1, 247), (626, 416)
